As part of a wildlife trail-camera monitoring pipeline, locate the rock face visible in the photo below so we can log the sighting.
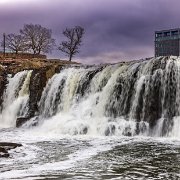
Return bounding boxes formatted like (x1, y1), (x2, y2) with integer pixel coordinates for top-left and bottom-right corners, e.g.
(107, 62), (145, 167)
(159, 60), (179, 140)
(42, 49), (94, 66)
(28, 68), (49, 117)
(0, 142), (22, 158)
(0, 66), (7, 111)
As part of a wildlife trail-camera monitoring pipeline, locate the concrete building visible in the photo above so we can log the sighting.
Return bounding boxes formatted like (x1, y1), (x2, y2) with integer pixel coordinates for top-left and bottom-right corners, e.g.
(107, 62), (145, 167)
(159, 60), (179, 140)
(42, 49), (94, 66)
(155, 28), (180, 57)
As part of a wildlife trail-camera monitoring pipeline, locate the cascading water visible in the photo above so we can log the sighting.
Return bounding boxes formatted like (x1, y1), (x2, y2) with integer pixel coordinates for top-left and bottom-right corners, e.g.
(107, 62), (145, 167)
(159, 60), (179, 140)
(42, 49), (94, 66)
(0, 57), (180, 180)
(0, 57), (180, 137)
(28, 56), (180, 137)
(0, 70), (32, 128)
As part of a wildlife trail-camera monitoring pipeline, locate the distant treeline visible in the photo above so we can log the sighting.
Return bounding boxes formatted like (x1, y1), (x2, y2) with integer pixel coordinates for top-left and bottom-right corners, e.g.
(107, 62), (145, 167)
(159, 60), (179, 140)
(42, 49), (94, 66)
(1, 24), (84, 61)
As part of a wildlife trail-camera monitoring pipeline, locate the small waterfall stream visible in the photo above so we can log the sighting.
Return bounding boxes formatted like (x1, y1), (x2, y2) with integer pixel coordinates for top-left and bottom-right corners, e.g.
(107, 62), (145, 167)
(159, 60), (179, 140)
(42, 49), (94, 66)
(0, 70), (32, 128)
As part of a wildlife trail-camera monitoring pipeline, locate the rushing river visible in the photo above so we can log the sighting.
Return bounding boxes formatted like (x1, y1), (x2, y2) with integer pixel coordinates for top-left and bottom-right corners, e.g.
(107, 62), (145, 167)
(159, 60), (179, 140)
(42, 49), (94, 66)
(0, 57), (180, 179)
(0, 129), (179, 180)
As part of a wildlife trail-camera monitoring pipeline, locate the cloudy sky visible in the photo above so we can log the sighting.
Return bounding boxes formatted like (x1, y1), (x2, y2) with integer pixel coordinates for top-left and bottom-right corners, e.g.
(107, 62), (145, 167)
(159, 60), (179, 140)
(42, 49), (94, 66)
(0, 0), (179, 64)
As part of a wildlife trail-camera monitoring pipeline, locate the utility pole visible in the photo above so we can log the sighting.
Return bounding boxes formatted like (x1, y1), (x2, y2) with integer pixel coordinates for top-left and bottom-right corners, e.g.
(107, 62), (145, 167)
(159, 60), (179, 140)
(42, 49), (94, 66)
(3, 33), (5, 58)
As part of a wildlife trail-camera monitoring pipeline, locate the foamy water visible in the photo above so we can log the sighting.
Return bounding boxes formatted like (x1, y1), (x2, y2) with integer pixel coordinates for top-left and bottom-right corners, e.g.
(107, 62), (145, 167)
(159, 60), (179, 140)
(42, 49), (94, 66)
(0, 129), (179, 180)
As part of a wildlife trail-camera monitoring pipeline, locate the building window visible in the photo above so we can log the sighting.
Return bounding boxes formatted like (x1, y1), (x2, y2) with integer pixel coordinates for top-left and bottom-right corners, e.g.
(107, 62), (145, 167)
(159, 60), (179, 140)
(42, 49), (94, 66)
(156, 33), (162, 37)
(171, 30), (179, 36)
(164, 31), (170, 37)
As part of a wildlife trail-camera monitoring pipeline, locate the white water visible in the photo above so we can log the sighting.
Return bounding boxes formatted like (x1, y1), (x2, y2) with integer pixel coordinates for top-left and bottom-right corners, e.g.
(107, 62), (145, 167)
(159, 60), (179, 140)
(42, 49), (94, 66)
(37, 57), (180, 137)
(170, 116), (180, 137)
(0, 70), (32, 128)
(0, 129), (179, 180)
(36, 65), (139, 136)
(0, 57), (180, 137)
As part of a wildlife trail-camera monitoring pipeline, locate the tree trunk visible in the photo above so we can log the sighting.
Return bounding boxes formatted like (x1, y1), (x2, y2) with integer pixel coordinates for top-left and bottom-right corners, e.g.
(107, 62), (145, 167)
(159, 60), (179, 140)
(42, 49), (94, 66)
(33, 49), (36, 55)
(32, 50), (36, 58)
(69, 54), (72, 61)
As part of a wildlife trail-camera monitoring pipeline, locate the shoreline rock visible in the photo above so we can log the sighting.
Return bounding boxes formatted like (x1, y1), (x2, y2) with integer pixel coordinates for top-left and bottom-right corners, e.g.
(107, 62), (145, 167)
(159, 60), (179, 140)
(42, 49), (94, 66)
(0, 142), (22, 158)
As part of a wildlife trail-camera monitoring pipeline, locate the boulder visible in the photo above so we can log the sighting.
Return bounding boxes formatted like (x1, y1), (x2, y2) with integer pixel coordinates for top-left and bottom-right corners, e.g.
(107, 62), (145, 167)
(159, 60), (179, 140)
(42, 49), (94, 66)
(16, 117), (30, 127)
(0, 142), (22, 158)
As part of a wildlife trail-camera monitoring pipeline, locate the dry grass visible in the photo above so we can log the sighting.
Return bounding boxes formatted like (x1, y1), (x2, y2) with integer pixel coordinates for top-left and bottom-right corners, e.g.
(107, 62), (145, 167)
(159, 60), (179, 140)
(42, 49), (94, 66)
(0, 58), (80, 74)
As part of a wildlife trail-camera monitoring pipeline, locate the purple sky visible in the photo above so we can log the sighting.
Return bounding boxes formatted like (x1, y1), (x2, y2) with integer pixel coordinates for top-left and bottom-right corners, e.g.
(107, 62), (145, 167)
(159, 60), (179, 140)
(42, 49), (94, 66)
(0, 0), (180, 64)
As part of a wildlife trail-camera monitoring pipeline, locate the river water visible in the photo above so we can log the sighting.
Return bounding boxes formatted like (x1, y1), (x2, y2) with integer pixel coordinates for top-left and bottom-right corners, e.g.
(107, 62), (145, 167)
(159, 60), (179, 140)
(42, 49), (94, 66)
(0, 129), (179, 180)
(0, 57), (180, 179)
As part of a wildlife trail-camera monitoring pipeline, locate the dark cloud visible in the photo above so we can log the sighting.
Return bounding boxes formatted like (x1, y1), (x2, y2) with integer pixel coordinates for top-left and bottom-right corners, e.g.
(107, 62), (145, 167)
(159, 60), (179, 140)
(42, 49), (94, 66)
(0, 0), (180, 64)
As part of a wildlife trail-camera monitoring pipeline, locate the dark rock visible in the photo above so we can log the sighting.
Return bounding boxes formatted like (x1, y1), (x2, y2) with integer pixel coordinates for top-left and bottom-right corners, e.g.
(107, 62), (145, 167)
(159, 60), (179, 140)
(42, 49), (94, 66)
(0, 142), (22, 158)
(16, 116), (39, 127)
(0, 142), (22, 149)
(122, 127), (132, 136)
(76, 67), (103, 97)
(28, 65), (62, 117)
(105, 124), (116, 136)
(16, 117), (30, 127)
(0, 73), (7, 111)
(28, 68), (48, 117)
(82, 126), (88, 134)
(0, 147), (9, 158)
(0, 147), (8, 153)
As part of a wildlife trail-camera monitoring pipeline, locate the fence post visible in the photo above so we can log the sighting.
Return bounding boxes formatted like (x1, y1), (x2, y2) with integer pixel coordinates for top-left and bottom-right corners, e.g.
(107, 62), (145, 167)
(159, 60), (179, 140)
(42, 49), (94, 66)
(3, 33), (6, 58)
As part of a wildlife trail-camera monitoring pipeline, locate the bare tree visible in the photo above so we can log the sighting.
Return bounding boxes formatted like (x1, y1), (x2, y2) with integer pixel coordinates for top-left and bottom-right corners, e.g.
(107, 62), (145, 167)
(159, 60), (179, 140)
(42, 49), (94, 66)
(1, 33), (26, 54)
(58, 26), (84, 61)
(20, 24), (55, 55)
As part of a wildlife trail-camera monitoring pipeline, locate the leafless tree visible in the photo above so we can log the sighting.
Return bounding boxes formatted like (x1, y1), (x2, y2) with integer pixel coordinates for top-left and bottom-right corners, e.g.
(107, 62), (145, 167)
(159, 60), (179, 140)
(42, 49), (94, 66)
(58, 26), (84, 61)
(20, 24), (55, 55)
(1, 33), (26, 54)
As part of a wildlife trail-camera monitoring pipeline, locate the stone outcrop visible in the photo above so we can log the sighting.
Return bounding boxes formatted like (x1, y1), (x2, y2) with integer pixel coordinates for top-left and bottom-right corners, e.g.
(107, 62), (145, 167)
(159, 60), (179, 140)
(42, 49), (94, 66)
(0, 65), (7, 111)
(0, 142), (22, 158)
(28, 68), (49, 117)
(16, 117), (30, 127)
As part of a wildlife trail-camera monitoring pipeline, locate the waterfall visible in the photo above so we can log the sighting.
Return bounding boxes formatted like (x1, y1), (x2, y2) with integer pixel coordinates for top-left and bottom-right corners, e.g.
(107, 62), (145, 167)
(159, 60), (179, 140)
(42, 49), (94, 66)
(0, 70), (32, 128)
(35, 57), (179, 137)
(0, 57), (180, 137)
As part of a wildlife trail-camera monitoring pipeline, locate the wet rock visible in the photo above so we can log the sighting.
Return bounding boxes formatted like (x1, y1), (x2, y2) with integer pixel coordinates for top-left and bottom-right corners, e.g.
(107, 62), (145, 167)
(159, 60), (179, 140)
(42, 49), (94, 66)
(161, 118), (174, 136)
(16, 116), (39, 127)
(0, 147), (9, 158)
(28, 66), (64, 117)
(76, 67), (103, 97)
(105, 124), (116, 136)
(28, 68), (48, 117)
(0, 142), (22, 148)
(0, 70), (7, 111)
(0, 142), (22, 158)
(123, 127), (132, 136)
(81, 126), (88, 134)
(16, 117), (30, 127)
